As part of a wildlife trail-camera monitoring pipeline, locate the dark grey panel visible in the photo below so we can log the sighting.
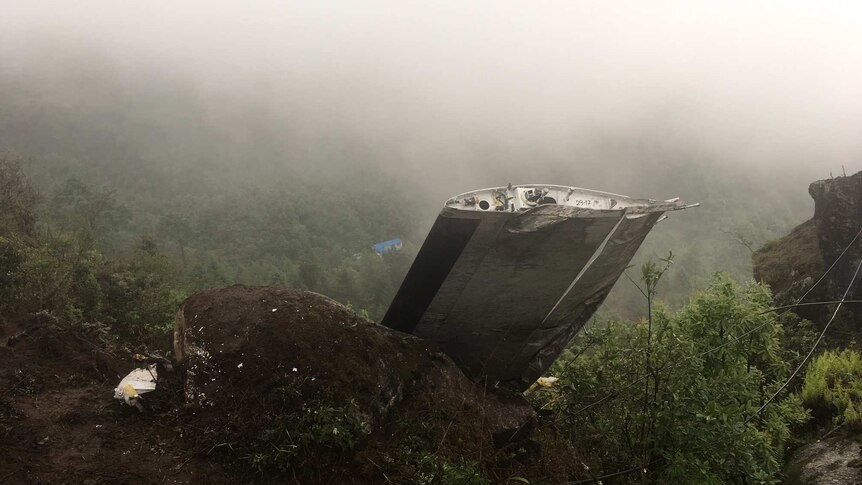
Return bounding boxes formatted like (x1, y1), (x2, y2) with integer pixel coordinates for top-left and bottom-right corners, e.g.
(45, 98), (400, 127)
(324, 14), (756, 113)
(382, 203), (666, 392)
(513, 213), (662, 388)
(381, 213), (481, 333)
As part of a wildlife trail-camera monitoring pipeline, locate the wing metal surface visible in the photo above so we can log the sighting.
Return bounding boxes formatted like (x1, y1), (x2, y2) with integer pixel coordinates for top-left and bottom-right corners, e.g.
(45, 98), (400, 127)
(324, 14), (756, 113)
(382, 185), (694, 391)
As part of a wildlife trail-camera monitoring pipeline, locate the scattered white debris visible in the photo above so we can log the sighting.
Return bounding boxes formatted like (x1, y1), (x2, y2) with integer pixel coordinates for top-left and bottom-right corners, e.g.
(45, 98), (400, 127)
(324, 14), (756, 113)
(536, 376), (559, 388)
(237, 363), (243, 369)
(292, 367), (298, 372)
(272, 308), (278, 312)
(113, 364), (158, 410)
(524, 375), (560, 396)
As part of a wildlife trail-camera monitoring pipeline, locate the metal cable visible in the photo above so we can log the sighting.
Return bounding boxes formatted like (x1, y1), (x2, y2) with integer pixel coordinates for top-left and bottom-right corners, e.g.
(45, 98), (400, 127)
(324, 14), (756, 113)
(521, 226), (862, 483)
(569, 225), (862, 417)
(746, 256), (862, 422)
(794, 225), (862, 304)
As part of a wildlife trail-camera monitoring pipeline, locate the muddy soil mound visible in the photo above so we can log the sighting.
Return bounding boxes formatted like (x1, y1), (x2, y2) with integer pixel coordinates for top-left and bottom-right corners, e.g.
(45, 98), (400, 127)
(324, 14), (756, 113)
(0, 315), (231, 485)
(174, 285), (576, 483)
(753, 171), (862, 326)
(1, 285), (580, 484)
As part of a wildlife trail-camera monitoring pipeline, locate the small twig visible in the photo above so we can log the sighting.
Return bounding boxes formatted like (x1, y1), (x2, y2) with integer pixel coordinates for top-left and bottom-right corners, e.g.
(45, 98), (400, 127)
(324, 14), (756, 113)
(623, 271), (647, 299)
(821, 422), (845, 441)
(365, 457), (393, 484)
(0, 470), (18, 484)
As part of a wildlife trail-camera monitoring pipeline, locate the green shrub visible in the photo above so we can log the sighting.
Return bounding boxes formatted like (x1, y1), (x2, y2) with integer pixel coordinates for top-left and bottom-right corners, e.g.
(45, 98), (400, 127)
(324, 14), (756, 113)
(16, 232), (104, 317)
(237, 398), (369, 473)
(0, 236), (24, 314)
(800, 349), (862, 429)
(96, 239), (186, 350)
(543, 274), (810, 483)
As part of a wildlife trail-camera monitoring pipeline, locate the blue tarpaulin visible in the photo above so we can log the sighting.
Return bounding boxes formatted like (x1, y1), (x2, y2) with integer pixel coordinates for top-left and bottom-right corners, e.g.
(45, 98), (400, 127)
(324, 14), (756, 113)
(372, 238), (403, 255)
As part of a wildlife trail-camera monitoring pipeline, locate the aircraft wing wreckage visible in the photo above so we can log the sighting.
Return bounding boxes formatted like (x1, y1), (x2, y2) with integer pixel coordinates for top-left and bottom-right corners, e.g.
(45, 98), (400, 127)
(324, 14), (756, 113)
(382, 184), (697, 391)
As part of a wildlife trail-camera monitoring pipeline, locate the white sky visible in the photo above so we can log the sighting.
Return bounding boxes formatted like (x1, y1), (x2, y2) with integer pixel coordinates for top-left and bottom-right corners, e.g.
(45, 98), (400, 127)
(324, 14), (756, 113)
(2, 1), (861, 179)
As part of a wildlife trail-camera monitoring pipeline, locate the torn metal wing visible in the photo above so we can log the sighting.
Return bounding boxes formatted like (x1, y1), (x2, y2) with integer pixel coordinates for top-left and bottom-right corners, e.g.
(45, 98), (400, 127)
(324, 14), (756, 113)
(382, 184), (696, 391)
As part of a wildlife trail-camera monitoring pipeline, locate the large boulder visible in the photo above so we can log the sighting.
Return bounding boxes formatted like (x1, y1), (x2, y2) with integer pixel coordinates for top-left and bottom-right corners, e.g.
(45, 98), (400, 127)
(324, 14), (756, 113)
(784, 435), (862, 484)
(173, 285), (544, 483)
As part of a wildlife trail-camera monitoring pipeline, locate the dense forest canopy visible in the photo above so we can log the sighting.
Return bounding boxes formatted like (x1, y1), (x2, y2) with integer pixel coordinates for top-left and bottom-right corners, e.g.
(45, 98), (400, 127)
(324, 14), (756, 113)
(1, 37), (854, 319)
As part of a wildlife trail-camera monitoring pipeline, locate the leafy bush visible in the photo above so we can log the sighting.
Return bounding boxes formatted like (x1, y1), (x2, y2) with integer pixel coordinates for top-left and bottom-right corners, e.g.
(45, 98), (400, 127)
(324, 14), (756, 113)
(0, 236), (25, 315)
(0, 155), (38, 239)
(236, 398), (369, 473)
(541, 273), (809, 483)
(800, 349), (862, 429)
(97, 239), (186, 350)
(15, 232), (103, 318)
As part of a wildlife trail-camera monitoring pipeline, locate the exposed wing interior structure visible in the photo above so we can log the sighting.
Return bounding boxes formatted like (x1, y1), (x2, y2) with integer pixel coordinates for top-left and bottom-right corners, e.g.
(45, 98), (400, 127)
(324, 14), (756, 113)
(382, 184), (697, 391)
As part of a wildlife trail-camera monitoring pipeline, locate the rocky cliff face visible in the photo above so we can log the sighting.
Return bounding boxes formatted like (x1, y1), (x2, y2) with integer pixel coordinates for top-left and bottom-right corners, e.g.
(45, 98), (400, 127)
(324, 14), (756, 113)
(809, 172), (862, 305)
(753, 170), (862, 326)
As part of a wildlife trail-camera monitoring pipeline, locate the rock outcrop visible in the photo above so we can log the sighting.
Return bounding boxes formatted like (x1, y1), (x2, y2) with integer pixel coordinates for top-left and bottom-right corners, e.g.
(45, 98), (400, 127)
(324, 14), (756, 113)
(784, 436), (862, 485)
(753, 170), (862, 326)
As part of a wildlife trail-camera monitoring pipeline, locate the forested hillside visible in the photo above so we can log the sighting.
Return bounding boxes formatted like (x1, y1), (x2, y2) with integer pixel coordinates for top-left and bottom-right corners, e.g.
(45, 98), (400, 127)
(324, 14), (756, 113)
(5, 151), (860, 482)
(0, 44), (828, 322)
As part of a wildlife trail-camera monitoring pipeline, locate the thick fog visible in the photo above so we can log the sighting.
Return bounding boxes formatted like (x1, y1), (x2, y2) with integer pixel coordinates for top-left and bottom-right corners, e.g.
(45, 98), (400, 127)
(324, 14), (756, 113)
(4, 1), (861, 189)
(2, 1), (862, 313)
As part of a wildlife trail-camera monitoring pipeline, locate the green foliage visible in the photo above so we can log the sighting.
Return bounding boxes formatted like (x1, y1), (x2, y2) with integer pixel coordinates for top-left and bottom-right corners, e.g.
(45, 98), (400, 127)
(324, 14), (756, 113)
(800, 349), (862, 429)
(0, 236), (25, 315)
(4, 230), (183, 350)
(15, 231), (103, 318)
(0, 154), (39, 239)
(640, 251), (674, 297)
(97, 238), (186, 349)
(779, 313), (817, 373)
(0, 168), (183, 350)
(415, 455), (489, 485)
(544, 273), (809, 483)
(239, 398), (368, 473)
(49, 178), (128, 236)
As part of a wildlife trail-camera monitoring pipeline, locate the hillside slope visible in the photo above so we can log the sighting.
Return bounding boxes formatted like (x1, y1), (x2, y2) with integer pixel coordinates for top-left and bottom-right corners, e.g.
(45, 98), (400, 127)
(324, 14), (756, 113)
(1, 286), (580, 484)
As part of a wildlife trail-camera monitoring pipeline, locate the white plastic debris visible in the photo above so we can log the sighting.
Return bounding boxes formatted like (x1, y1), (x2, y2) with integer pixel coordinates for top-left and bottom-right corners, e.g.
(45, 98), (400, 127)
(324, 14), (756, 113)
(536, 376), (559, 388)
(113, 364), (158, 410)
(524, 375), (560, 396)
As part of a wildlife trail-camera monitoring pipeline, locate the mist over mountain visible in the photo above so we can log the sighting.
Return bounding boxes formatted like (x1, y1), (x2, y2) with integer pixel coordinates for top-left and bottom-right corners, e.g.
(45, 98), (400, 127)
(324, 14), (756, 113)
(4, 2), (860, 316)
